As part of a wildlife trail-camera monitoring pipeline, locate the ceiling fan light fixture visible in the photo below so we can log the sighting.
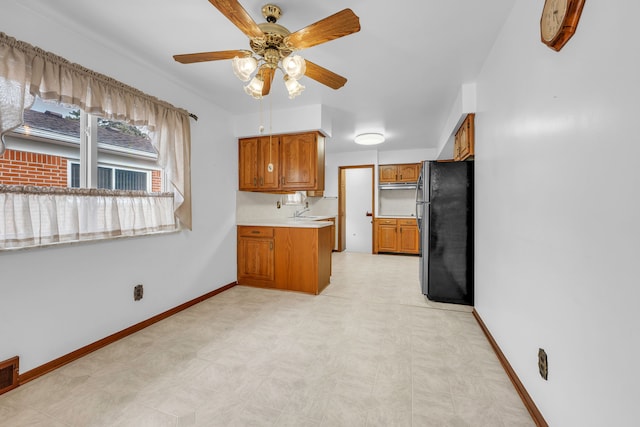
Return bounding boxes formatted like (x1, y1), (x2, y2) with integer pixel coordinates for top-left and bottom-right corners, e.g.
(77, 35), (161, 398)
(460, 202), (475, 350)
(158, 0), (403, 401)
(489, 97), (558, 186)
(284, 75), (305, 99)
(244, 74), (264, 99)
(282, 55), (306, 80)
(354, 133), (385, 145)
(232, 56), (258, 82)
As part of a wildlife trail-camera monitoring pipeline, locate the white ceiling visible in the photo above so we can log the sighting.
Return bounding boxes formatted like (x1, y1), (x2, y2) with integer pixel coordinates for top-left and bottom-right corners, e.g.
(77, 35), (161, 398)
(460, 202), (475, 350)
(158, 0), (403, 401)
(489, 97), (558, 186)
(18, 0), (516, 154)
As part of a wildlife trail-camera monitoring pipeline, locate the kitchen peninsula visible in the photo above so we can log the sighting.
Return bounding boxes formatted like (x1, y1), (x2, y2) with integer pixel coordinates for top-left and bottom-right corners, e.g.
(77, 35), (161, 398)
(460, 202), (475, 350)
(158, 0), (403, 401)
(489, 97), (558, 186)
(237, 217), (334, 295)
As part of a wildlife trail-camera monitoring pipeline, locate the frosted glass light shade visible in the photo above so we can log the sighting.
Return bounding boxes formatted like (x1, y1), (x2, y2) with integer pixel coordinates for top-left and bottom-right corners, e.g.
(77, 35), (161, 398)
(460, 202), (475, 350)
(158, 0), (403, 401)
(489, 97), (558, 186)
(232, 56), (257, 82)
(284, 76), (305, 99)
(244, 75), (264, 99)
(354, 133), (385, 145)
(282, 55), (306, 80)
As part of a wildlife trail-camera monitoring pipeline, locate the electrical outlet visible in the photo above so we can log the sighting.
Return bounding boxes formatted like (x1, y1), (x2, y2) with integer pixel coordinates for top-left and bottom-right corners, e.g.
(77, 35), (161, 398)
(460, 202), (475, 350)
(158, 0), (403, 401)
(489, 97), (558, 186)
(133, 284), (143, 301)
(538, 348), (548, 380)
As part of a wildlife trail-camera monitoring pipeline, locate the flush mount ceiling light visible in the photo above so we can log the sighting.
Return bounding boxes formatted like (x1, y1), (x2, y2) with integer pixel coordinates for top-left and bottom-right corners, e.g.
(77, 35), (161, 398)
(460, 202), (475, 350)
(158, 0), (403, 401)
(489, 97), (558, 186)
(354, 133), (385, 145)
(173, 3), (360, 100)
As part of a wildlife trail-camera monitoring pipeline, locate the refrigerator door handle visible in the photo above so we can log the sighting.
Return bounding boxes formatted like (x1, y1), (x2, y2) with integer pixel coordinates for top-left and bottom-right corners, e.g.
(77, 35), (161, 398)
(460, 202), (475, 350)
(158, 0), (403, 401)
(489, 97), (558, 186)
(415, 172), (424, 204)
(415, 172), (424, 229)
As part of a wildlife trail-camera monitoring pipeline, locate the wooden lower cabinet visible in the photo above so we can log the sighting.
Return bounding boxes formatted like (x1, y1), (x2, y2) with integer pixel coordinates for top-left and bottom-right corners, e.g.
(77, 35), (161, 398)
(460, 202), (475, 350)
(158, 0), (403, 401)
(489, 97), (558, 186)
(237, 226), (275, 287)
(398, 219), (419, 254)
(374, 218), (419, 255)
(237, 225), (332, 294)
(377, 219), (399, 252)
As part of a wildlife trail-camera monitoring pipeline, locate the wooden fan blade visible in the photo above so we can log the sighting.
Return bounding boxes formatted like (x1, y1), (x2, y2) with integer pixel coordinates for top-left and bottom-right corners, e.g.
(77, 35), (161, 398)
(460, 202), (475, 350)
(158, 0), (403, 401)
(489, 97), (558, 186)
(208, 0), (263, 39)
(304, 60), (347, 90)
(260, 67), (275, 96)
(173, 50), (251, 64)
(285, 9), (360, 50)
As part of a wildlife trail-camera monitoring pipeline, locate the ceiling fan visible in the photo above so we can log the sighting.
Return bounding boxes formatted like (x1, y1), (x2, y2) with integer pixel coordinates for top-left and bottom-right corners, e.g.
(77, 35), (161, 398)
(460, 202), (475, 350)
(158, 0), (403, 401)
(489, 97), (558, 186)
(173, 1), (360, 99)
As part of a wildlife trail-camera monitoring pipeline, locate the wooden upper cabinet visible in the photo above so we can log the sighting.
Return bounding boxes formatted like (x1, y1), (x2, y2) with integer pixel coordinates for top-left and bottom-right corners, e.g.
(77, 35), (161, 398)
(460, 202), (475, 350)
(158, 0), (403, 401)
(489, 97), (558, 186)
(397, 164), (421, 182)
(379, 165), (399, 183)
(239, 138), (258, 190)
(280, 132), (325, 191)
(259, 136), (280, 190)
(454, 113), (475, 161)
(239, 132), (324, 192)
(238, 136), (280, 191)
(379, 163), (421, 183)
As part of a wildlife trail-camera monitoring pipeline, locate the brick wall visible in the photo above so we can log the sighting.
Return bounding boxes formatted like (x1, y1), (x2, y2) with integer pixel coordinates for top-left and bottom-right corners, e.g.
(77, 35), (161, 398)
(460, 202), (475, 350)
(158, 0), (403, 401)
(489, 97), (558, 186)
(151, 170), (162, 192)
(0, 149), (68, 187)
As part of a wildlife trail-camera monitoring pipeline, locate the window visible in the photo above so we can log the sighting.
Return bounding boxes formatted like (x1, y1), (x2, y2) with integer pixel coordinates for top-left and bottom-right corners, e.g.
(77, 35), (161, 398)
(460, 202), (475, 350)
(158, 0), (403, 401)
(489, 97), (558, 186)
(70, 164), (151, 191)
(0, 31), (192, 244)
(0, 98), (176, 250)
(2, 97), (163, 192)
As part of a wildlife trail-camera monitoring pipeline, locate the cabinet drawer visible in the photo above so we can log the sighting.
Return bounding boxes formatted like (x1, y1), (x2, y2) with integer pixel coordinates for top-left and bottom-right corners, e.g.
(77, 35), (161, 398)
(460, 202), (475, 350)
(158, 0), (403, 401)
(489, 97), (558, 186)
(238, 226), (274, 237)
(377, 219), (397, 225)
(398, 219), (416, 226)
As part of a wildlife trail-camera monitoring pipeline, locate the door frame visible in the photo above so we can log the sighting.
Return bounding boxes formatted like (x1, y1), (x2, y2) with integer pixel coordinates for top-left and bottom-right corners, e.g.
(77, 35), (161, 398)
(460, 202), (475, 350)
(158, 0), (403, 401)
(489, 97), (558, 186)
(337, 165), (375, 252)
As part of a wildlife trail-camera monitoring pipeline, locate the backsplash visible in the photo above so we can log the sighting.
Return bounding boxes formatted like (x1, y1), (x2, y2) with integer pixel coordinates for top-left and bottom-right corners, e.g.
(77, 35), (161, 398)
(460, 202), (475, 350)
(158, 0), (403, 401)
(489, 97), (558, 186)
(236, 191), (338, 222)
(378, 189), (416, 217)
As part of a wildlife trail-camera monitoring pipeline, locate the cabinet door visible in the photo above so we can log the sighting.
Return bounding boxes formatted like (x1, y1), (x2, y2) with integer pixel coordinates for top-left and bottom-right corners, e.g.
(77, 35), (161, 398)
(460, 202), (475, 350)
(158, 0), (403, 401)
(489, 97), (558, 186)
(379, 165), (398, 183)
(281, 133), (317, 190)
(377, 221), (398, 252)
(459, 113), (474, 160)
(398, 221), (419, 254)
(238, 235), (275, 285)
(239, 138), (258, 190)
(397, 164), (421, 182)
(453, 131), (461, 161)
(454, 114), (475, 161)
(258, 136), (280, 190)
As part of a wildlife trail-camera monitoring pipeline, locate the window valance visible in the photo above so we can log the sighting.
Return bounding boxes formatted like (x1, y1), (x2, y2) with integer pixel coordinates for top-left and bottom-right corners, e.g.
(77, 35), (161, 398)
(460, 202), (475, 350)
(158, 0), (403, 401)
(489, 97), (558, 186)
(0, 185), (176, 250)
(0, 32), (192, 229)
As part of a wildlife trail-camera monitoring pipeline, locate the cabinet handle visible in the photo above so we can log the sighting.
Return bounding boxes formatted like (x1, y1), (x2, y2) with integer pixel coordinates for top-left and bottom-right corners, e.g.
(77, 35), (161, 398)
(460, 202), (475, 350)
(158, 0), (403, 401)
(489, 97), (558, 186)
(259, 177), (264, 186)
(253, 177), (257, 186)
(281, 177), (285, 184)
(270, 241), (273, 250)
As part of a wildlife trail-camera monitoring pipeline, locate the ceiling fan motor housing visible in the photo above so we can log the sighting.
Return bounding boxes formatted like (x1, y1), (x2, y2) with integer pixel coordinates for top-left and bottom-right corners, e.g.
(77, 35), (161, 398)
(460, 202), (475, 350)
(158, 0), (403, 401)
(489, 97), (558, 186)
(262, 4), (282, 23)
(250, 22), (293, 65)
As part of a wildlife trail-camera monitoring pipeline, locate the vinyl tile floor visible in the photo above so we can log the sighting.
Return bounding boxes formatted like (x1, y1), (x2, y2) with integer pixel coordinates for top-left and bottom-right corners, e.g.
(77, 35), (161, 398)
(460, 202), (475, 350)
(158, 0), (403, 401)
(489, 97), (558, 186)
(0, 252), (535, 426)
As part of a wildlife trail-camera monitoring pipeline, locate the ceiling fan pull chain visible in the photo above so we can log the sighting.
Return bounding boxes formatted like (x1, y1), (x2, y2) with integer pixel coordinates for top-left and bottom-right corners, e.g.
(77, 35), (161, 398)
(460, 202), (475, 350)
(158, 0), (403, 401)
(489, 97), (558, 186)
(258, 96), (264, 134)
(267, 93), (274, 172)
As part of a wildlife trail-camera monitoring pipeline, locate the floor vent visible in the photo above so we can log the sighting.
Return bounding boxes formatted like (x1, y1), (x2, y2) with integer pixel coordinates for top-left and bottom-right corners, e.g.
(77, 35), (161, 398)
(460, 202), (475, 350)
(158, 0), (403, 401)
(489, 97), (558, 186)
(0, 356), (19, 395)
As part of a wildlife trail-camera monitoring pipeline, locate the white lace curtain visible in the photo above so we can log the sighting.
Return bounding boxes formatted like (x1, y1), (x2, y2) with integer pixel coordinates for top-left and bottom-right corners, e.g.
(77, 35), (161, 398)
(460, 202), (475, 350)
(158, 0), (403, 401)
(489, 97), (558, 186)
(0, 31), (192, 229)
(0, 185), (176, 250)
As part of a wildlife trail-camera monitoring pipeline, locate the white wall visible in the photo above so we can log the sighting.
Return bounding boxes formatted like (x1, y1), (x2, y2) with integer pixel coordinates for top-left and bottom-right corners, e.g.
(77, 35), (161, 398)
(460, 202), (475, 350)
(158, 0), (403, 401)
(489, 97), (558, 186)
(0, 5), (238, 372)
(474, 2), (640, 426)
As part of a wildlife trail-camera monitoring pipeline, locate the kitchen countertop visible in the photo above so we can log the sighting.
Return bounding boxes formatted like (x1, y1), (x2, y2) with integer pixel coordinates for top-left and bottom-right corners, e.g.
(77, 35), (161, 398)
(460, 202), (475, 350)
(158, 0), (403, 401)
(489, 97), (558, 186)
(238, 216), (335, 229)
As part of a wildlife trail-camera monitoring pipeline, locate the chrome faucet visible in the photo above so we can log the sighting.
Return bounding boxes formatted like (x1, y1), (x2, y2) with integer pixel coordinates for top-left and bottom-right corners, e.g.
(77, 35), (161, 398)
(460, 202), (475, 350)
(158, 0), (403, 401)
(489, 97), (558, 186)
(293, 207), (310, 218)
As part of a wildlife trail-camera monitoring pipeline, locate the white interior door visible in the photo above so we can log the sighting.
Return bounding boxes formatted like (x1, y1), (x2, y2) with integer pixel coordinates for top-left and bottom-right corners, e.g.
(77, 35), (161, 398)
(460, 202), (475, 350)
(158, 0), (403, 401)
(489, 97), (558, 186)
(345, 168), (373, 252)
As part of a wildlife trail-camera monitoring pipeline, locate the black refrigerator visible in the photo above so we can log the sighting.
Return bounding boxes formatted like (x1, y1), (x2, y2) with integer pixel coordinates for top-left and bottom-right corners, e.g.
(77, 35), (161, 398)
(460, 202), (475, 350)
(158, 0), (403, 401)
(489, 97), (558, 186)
(415, 161), (473, 305)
